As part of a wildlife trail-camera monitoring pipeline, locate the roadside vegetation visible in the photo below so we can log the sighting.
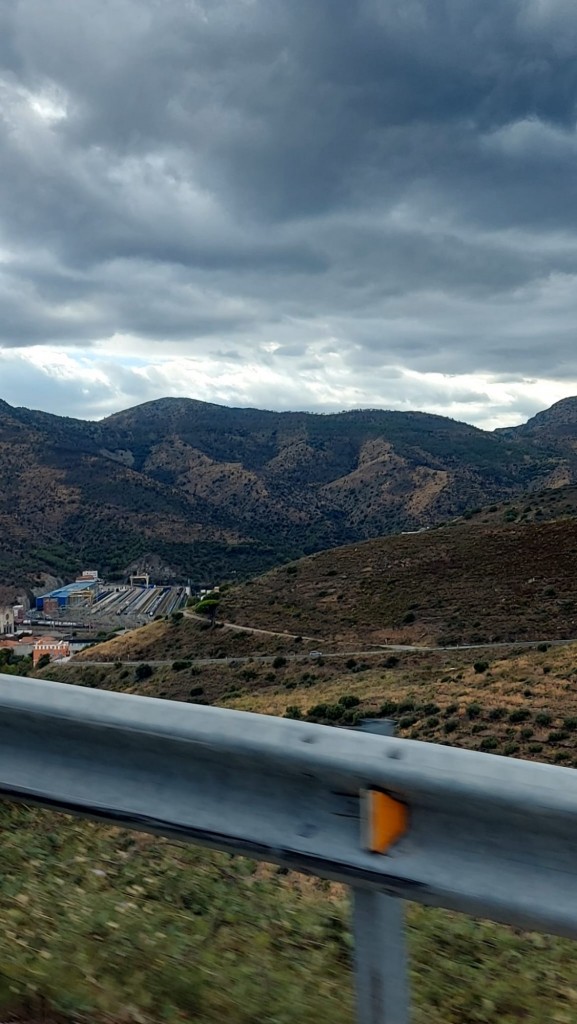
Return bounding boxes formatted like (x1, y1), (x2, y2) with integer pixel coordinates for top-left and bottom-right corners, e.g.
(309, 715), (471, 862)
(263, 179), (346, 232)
(45, 637), (577, 767)
(12, 626), (577, 1021)
(3, 801), (577, 1024)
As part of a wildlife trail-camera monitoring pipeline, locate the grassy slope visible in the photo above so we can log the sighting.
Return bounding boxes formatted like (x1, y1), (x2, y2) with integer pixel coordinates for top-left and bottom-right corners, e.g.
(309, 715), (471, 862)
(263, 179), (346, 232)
(219, 518), (577, 645)
(50, 639), (577, 766)
(71, 615), (319, 663)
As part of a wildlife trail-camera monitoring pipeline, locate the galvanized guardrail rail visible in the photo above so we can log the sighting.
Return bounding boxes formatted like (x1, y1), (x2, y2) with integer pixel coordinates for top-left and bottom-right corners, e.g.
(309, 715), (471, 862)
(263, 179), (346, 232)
(2, 673), (577, 1023)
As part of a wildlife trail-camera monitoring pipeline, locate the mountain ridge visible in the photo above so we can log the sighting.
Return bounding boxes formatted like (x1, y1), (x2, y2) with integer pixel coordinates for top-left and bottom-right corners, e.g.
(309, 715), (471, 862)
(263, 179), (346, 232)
(0, 394), (575, 584)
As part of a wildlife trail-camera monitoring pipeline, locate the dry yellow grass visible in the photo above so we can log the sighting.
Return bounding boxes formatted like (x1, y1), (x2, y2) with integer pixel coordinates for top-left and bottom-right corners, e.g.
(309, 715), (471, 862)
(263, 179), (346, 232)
(46, 640), (577, 767)
(73, 616), (313, 663)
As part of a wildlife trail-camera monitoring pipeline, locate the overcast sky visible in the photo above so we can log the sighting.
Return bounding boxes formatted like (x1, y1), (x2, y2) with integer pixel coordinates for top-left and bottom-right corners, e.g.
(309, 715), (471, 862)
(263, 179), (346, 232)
(1, 0), (577, 429)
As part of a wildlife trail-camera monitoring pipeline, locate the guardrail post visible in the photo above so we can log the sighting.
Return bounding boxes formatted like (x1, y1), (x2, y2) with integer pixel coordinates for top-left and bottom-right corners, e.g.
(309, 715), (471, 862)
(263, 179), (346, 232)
(352, 718), (409, 1023)
(352, 889), (409, 1024)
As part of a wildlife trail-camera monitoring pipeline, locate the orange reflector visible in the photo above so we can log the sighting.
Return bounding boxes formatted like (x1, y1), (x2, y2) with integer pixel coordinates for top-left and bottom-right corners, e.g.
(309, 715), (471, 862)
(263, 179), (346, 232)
(362, 789), (408, 854)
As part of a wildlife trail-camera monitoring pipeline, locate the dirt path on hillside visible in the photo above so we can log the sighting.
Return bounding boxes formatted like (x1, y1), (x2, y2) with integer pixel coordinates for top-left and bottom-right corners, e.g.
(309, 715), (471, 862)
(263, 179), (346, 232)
(183, 609), (318, 642)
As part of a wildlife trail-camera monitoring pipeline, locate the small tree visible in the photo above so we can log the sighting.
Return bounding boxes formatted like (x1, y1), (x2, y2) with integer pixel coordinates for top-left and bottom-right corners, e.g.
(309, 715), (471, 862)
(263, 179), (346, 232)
(135, 663), (153, 681)
(195, 597), (220, 626)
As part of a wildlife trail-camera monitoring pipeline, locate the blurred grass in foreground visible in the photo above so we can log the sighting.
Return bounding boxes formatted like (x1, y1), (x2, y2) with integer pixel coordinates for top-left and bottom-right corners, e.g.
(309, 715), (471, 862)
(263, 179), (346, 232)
(1, 803), (577, 1023)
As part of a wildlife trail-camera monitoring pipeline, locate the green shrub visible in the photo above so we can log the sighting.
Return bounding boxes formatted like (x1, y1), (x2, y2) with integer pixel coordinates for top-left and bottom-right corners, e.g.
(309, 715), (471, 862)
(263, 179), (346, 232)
(379, 701), (398, 717)
(444, 719), (459, 734)
(284, 706), (302, 720)
(402, 611), (416, 624)
(536, 712), (552, 726)
(520, 727), (534, 740)
(503, 742), (520, 755)
(134, 663), (153, 681)
(480, 736), (498, 750)
(473, 661), (489, 674)
(338, 694), (361, 709)
(444, 703), (459, 716)
(172, 660), (191, 671)
(467, 703), (482, 719)
(272, 656), (287, 669)
(427, 716), (440, 728)
(189, 686), (204, 698)
(509, 709), (531, 724)
(422, 703), (440, 715)
(323, 705), (345, 722)
(563, 717), (577, 731)
(399, 714), (418, 729)
(549, 730), (569, 743)
(398, 700), (415, 713)
(382, 656), (400, 669)
(488, 707), (505, 721)
(529, 743), (543, 754)
(306, 703), (330, 720)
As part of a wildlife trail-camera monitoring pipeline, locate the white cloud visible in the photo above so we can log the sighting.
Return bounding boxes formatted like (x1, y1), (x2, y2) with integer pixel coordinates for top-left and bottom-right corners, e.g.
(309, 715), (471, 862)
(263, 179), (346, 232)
(0, 344), (571, 429)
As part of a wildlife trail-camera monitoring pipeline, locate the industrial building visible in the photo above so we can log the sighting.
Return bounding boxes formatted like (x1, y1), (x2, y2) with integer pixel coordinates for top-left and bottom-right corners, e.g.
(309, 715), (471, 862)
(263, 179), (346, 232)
(36, 579), (100, 612)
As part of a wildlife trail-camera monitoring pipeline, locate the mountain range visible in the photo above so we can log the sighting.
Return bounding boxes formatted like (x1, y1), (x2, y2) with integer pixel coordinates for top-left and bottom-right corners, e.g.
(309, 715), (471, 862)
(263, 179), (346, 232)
(2, 394), (577, 585)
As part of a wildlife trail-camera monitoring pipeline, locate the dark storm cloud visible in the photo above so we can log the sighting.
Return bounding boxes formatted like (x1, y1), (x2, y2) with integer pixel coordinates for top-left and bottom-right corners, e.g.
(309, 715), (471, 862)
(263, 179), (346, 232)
(2, 0), (577, 417)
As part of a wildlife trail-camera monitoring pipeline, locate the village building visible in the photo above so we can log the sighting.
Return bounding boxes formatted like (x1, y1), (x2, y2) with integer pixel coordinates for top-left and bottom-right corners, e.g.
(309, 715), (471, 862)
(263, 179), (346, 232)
(32, 637), (71, 666)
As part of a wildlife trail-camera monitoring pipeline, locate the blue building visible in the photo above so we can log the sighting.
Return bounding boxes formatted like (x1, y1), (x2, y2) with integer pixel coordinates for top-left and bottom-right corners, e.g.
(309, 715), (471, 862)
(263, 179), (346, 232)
(36, 579), (99, 611)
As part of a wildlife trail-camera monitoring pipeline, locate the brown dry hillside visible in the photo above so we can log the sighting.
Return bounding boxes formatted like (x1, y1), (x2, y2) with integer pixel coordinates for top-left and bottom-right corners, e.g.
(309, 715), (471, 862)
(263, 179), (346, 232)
(221, 641), (577, 769)
(451, 483), (577, 528)
(219, 518), (577, 645)
(72, 615), (319, 663)
(1, 394), (573, 585)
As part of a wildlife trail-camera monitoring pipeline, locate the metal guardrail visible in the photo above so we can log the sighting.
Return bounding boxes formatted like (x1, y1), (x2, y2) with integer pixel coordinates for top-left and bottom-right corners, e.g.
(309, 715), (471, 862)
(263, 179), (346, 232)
(2, 673), (577, 1023)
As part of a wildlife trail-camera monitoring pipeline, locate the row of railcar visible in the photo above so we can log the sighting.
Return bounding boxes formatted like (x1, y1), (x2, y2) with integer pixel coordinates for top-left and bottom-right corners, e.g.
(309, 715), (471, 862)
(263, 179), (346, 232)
(90, 586), (186, 623)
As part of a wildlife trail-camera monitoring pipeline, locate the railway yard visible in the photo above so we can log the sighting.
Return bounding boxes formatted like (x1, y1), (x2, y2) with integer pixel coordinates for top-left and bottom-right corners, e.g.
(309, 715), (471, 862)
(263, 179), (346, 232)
(91, 584), (187, 622)
(31, 581), (188, 630)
